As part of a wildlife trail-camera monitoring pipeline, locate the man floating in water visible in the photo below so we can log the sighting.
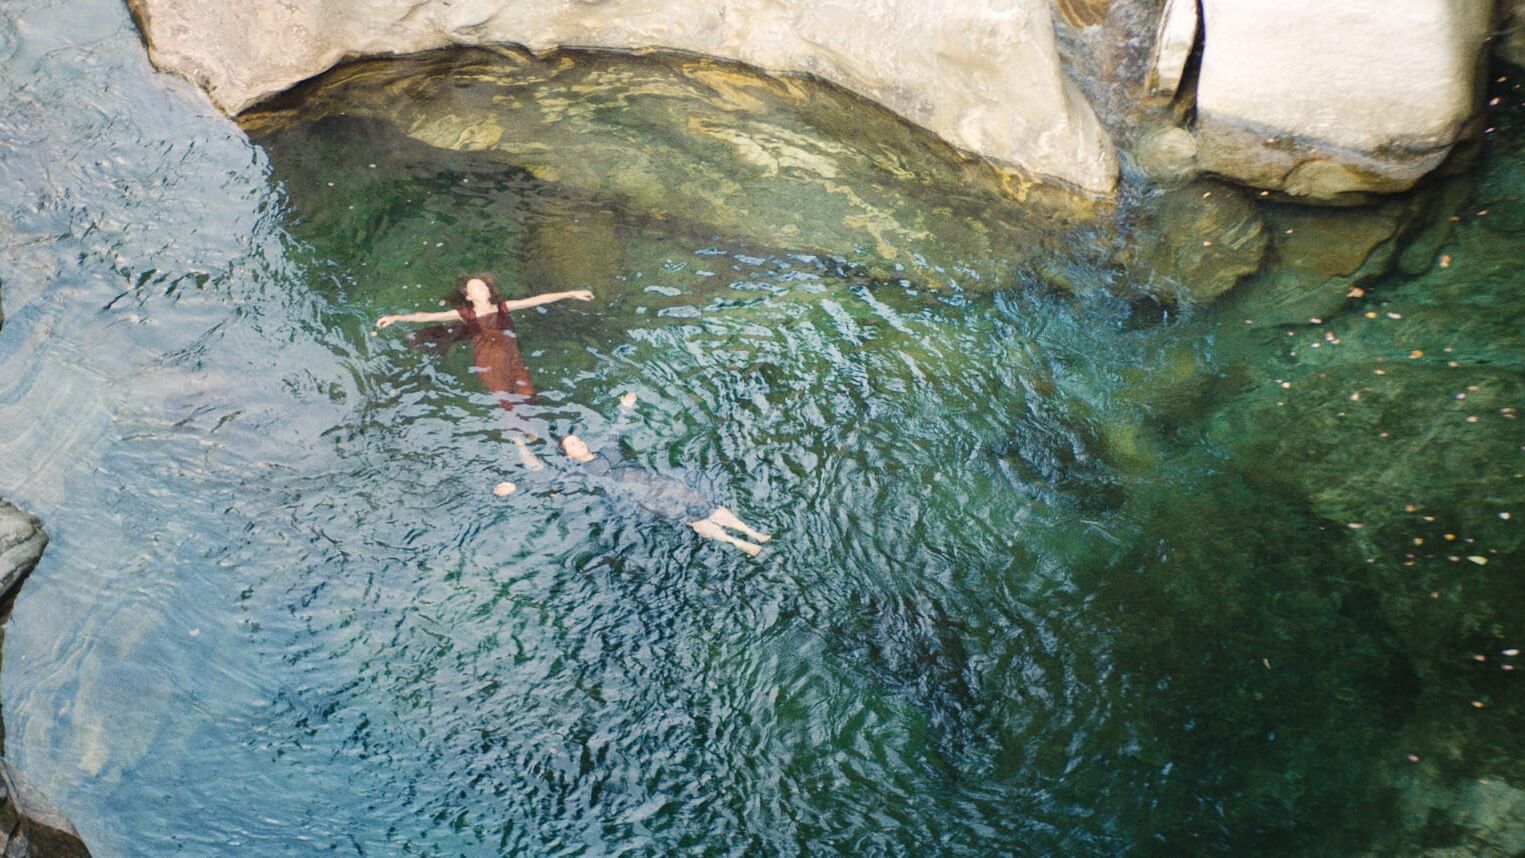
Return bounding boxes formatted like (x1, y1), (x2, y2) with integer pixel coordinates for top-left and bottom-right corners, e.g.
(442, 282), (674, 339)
(376, 274), (591, 487)
(559, 393), (773, 556)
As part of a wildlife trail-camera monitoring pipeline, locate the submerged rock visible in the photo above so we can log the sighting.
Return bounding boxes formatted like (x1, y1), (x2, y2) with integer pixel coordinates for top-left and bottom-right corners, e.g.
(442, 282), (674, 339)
(1220, 204), (1404, 326)
(1499, 1), (1525, 69)
(828, 592), (980, 749)
(1389, 771), (1525, 855)
(1125, 182), (1266, 303)
(1192, 0), (1491, 202)
(245, 49), (1101, 289)
(1132, 125), (1198, 184)
(126, 0), (1119, 195)
(1218, 174), (1470, 325)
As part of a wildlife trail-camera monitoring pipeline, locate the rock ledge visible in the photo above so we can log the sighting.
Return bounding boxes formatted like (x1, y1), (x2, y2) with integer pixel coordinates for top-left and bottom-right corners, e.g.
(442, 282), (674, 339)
(126, 0), (1119, 195)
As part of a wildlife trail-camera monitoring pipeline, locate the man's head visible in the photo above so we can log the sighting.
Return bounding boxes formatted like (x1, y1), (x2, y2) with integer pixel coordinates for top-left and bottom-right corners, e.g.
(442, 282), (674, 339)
(561, 434), (595, 463)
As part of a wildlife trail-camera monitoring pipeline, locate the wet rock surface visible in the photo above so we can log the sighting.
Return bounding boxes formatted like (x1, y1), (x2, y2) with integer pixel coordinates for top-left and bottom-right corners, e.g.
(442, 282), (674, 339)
(0, 761), (90, 858)
(0, 503), (45, 603)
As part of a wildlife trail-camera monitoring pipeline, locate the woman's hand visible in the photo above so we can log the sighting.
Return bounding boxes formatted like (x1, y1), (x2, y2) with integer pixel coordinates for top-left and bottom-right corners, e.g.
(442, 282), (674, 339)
(567, 289), (594, 302)
(376, 315), (401, 329)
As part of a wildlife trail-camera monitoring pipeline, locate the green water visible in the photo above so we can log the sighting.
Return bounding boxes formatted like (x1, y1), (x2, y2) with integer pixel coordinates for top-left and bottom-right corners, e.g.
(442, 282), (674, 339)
(0, 3), (1522, 855)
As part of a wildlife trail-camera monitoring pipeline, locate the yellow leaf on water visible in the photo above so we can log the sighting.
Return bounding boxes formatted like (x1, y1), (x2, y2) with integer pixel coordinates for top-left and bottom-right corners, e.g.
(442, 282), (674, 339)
(1467, 556), (1488, 566)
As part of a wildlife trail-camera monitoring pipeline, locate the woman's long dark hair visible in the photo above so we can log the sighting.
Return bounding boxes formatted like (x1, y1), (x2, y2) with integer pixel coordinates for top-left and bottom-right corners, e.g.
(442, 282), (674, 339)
(450, 273), (503, 308)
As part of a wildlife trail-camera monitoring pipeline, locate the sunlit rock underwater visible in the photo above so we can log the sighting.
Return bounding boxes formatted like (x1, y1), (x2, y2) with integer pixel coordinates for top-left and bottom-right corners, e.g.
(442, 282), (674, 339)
(240, 47), (1109, 295)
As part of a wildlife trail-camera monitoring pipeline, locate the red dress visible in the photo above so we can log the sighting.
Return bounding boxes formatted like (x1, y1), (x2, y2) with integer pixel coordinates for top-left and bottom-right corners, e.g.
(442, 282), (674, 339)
(457, 301), (536, 411)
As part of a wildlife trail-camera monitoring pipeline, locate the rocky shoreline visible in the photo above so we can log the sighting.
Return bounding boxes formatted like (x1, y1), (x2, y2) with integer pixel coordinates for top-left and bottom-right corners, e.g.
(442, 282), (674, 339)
(0, 501), (90, 857)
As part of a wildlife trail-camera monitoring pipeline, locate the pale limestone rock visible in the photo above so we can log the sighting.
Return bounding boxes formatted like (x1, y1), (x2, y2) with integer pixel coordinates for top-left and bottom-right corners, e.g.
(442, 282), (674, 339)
(126, 0), (1118, 194)
(1194, 0), (1491, 201)
(1147, 0), (1196, 99)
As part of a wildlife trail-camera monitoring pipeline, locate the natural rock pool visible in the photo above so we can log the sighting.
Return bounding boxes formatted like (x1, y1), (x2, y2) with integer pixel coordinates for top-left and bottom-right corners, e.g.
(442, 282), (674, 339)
(2, 0), (1523, 854)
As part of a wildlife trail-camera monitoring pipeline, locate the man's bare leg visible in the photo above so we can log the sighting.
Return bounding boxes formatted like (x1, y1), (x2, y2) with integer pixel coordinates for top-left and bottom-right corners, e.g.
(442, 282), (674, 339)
(511, 434), (544, 471)
(690, 519), (762, 557)
(706, 507), (771, 543)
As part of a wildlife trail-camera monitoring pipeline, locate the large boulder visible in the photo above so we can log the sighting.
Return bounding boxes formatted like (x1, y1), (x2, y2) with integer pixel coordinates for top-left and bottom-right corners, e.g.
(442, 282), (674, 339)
(125, 0), (1119, 195)
(1193, 0), (1491, 202)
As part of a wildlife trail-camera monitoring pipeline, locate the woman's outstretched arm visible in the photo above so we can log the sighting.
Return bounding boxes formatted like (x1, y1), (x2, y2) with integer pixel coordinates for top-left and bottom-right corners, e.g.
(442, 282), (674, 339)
(501, 289), (594, 311)
(376, 309), (459, 328)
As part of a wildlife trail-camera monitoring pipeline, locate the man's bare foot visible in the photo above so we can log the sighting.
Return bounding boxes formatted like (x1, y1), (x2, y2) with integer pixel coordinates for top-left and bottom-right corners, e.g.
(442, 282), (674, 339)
(708, 507), (771, 543)
(493, 481), (517, 497)
(690, 519), (764, 557)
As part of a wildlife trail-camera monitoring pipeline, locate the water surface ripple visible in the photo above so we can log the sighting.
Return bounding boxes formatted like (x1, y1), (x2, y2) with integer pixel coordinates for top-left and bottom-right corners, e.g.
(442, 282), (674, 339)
(1, 2), (1522, 856)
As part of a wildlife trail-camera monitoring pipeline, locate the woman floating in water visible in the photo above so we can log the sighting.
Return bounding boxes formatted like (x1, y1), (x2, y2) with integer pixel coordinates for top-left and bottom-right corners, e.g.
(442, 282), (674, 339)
(559, 393), (772, 556)
(376, 274), (591, 480)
